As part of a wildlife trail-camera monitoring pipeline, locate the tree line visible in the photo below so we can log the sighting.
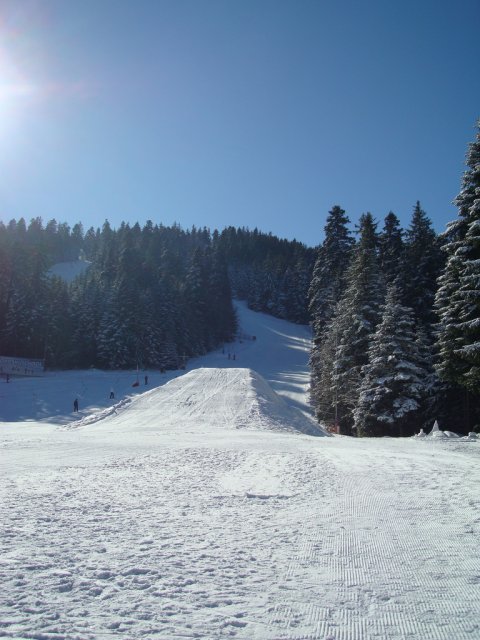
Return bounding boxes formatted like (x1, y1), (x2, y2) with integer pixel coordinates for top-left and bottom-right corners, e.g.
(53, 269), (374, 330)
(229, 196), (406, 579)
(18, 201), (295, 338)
(0, 220), (313, 371)
(308, 123), (480, 436)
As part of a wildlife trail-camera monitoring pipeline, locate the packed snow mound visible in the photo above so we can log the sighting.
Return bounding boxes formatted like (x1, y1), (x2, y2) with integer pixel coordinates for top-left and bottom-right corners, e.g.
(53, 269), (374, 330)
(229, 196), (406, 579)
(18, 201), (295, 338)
(71, 368), (328, 437)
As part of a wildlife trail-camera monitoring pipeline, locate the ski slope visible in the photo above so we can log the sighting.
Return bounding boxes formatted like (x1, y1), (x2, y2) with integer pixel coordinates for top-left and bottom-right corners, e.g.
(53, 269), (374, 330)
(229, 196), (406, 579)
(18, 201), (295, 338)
(0, 301), (314, 424)
(65, 368), (324, 437)
(1, 302), (479, 640)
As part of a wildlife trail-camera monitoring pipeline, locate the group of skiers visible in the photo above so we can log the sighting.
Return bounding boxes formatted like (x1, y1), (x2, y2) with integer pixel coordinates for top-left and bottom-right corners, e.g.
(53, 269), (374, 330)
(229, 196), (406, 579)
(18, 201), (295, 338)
(73, 374), (150, 412)
(70, 347), (250, 414)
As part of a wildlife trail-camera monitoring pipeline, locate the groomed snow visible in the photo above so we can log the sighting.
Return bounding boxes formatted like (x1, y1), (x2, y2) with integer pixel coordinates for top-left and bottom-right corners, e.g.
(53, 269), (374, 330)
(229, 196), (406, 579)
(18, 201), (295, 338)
(64, 368), (324, 437)
(1, 302), (479, 640)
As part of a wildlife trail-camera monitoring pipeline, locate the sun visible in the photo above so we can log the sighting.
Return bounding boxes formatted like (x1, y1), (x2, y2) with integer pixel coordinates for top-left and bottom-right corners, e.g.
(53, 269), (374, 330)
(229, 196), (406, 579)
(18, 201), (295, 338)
(0, 40), (37, 138)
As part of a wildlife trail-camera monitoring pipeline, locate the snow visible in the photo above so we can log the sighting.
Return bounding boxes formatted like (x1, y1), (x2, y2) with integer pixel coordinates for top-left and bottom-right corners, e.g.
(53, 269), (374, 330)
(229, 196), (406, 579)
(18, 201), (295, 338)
(457, 340), (480, 355)
(47, 260), (91, 283)
(1, 301), (480, 639)
(66, 368), (324, 437)
(415, 421), (480, 441)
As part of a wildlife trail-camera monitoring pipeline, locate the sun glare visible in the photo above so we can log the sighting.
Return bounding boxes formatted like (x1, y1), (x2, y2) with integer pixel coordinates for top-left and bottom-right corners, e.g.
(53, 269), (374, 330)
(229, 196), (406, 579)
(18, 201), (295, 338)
(0, 40), (37, 138)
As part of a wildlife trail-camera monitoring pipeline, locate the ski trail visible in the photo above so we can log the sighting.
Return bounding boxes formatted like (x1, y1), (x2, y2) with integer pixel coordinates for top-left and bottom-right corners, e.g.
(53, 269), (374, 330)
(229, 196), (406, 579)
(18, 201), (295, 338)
(244, 439), (480, 640)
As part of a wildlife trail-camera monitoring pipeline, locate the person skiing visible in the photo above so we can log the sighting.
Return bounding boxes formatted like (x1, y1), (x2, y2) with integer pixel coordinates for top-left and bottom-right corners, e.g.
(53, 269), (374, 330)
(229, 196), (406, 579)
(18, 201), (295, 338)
(144, 375), (148, 385)
(73, 398), (79, 412)
(109, 389), (115, 399)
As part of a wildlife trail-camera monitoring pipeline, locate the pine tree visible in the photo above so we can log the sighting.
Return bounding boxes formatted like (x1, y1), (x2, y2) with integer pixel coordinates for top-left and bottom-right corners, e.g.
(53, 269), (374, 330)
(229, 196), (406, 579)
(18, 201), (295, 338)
(453, 218), (480, 390)
(414, 323), (441, 430)
(3, 241), (49, 359)
(353, 284), (428, 437)
(96, 275), (140, 370)
(436, 123), (480, 392)
(309, 317), (338, 426)
(207, 248), (237, 344)
(0, 225), (14, 354)
(183, 247), (210, 356)
(142, 261), (183, 371)
(403, 201), (443, 327)
(308, 205), (354, 337)
(277, 258), (311, 323)
(70, 273), (102, 367)
(327, 213), (384, 433)
(308, 206), (354, 422)
(136, 290), (163, 368)
(97, 220), (118, 286)
(44, 276), (73, 367)
(379, 211), (404, 285)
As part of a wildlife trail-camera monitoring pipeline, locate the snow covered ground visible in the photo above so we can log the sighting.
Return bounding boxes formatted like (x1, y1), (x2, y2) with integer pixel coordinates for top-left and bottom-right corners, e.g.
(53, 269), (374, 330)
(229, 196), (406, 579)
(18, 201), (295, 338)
(1, 302), (479, 640)
(47, 260), (92, 284)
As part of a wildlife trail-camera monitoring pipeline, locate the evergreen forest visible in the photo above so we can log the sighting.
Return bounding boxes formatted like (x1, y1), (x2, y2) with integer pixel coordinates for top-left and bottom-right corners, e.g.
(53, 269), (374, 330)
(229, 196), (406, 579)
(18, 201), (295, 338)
(0, 221), (314, 371)
(0, 123), (478, 436)
(309, 123), (480, 436)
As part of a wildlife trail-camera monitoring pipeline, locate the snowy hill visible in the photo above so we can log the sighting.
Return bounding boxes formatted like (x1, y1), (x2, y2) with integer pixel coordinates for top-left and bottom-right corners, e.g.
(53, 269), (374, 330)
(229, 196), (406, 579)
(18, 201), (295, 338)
(69, 368), (325, 437)
(1, 301), (479, 640)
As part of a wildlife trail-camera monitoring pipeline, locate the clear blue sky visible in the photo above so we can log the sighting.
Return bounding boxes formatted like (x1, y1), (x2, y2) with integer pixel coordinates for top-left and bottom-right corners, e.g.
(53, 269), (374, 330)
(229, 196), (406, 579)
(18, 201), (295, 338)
(0, 0), (478, 246)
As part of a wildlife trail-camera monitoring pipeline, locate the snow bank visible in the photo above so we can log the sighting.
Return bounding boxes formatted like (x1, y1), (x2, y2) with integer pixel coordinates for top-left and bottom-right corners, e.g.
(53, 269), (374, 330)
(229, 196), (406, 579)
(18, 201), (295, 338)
(415, 420), (479, 441)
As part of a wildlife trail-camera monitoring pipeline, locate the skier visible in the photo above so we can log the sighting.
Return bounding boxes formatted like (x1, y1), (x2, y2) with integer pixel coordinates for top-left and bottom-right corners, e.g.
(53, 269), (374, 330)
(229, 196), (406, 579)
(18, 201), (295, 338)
(144, 375), (148, 385)
(109, 389), (115, 399)
(73, 398), (79, 412)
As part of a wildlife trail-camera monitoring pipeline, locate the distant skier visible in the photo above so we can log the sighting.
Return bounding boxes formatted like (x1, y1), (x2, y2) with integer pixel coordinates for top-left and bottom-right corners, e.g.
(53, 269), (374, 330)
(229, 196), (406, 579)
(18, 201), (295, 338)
(109, 389), (115, 399)
(144, 375), (148, 385)
(73, 398), (79, 412)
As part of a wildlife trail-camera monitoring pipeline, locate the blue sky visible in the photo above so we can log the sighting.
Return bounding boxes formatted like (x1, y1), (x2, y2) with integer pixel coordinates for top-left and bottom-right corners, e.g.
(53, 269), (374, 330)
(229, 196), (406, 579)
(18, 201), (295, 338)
(0, 0), (478, 246)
